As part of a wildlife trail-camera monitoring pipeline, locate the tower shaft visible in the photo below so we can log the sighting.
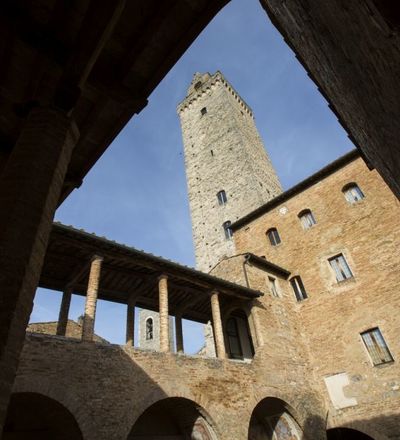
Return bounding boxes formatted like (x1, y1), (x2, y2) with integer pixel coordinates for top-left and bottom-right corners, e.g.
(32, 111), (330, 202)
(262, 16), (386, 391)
(178, 72), (282, 272)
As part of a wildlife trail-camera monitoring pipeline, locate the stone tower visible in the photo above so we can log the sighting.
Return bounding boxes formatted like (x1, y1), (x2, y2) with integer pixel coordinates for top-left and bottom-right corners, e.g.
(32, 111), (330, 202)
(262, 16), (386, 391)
(138, 309), (174, 351)
(177, 71), (282, 272)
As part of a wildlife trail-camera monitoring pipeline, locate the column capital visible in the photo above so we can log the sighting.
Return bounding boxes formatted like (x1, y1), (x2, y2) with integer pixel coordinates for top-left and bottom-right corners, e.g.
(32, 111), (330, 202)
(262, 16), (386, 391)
(209, 289), (219, 297)
(158, 273), (168, 282)
(91, 254), (104, 262)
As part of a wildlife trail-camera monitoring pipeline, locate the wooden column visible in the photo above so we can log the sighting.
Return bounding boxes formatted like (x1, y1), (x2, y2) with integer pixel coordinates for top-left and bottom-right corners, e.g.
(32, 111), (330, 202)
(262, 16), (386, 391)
(0, 107), (78, 432)
(158, 274), (170, 352)
(210, 290), (226, 359)
(56, 287), (73, 336)
(82, 255), (103, 342)
(126, 295), (136, 346)
(175, 315), (184, 353)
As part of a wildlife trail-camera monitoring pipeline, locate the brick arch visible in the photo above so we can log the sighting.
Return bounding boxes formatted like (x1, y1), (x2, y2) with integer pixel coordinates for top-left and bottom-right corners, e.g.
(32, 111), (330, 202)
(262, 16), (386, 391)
(126, 396), (220, 440)
(4, 391), (83, 439)
(328, 423), (390, 440)
(12, 377), (94, 440)
(248, 395), (303, 434)
(245, 389), (327, 439)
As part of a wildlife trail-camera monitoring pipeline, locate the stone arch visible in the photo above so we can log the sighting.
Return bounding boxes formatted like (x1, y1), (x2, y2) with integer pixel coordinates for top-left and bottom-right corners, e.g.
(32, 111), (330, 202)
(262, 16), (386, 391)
(327, 427), (375, 440)
(327, 423), (391, 440)
(248, 396), (304, 440)
(127, 396), (219, 439)
(3, 392), (83, 439)
(12, 377), (94, 439)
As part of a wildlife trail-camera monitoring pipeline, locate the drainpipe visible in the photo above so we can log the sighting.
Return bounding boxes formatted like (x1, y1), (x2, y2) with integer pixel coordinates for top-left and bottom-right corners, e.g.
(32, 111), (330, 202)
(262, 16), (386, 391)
(242, 254), (251, 288)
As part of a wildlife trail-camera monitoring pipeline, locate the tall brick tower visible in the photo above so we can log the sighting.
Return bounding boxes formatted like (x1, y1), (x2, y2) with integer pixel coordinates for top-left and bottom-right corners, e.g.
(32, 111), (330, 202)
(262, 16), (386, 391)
(178, 71), (282, 272)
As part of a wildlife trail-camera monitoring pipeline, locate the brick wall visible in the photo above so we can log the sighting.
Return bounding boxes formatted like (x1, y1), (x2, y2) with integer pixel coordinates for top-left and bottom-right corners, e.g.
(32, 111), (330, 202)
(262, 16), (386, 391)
(233, 157), (400, 438)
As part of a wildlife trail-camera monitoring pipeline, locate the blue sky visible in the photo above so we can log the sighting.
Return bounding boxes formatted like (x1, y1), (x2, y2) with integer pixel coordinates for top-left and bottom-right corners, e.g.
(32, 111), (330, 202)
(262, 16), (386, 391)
(31, 0), (354, 351)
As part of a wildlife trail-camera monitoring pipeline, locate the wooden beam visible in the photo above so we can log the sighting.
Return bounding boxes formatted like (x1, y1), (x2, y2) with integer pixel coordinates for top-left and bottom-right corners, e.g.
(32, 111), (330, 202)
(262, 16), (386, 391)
(54, 0), (127, 110)
(65, 261), (90, 289)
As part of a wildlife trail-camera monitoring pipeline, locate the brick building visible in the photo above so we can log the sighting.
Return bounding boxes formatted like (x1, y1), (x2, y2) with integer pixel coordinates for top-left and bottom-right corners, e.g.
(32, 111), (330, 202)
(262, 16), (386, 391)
(1, 2), (400, 437)
(3, 70), (399, 439)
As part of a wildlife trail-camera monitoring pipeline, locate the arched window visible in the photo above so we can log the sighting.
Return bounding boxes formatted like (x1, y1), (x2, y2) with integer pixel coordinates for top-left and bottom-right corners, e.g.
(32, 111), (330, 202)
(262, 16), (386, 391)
(266, 228), (281, 246)
(146, 318), (153, 340)
(223, 221), (233, 239)
(342, 183), (365, 203)
(217, 190), (227, 205)
(290, 276), (308, 301)
(194, 81), (202, 90)
(298, 209), (316, 229)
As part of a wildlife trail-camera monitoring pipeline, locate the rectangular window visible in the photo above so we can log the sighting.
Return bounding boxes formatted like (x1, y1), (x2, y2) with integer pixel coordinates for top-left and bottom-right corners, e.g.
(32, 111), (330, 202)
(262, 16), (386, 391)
(361, 328), (394, 366)
(223, 221), (232, 239)
(328, 254), (353, 282)
(268, 276), (279, 297)
(290, 276), (308, 301)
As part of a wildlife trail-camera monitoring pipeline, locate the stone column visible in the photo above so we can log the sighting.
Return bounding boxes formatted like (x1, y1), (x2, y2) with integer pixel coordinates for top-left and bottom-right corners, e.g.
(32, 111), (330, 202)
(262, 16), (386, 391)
(0, 106), (78, 432)
(82, 255), (103, 342)
(56, 287), (73, 336)
(210, 291), (226, 359)
(175, 315), (184, 353)
(126, 295), (135, 346)
(158, 274), (170, 353)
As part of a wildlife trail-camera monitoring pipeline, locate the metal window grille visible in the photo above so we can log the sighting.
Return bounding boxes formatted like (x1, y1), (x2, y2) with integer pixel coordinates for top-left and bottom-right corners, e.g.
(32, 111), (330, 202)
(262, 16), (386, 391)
(223, 221), (233, 239)
(343, 184), (365, 203)
(217, 190), (227, 205)
(299, 210), (316, 229)
(290, 276), (308, 301)
(361, 328), (394, 365)
(269, 276), (279, 297)
(328, 254), (353, 282)
(267, 228), (281, 246)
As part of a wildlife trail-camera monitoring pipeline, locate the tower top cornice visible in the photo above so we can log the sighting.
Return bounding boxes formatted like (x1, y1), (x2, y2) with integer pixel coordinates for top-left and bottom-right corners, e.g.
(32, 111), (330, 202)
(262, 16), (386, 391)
(177, 71), (253, 117)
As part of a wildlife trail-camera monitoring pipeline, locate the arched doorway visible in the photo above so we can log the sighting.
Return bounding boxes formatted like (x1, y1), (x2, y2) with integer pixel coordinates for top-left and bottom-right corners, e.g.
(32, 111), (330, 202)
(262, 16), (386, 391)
(128, 397), (218, 439)
(327, 427), (375, 440)
(248, 397), (303, 440)
(3, 392), (83, 440)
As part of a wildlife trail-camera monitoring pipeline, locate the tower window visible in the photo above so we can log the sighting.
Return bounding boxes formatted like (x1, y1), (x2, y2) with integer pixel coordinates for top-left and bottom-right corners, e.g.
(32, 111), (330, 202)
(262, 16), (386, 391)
(342, 183), (365, 203)
(200, 107), (207, 115)
(268, 276), (280, 297)
(223, 221), (233, 239)
(290, 276), (308, 301)
(194, 81), (202, 90)
(266, 228), (281, 246)
(298, 209), (317, 229)
(361, 328), (394, 366)
(145, 318), (153, 340)
(328, 254), (353, 282)
(217, 190), (227, 205)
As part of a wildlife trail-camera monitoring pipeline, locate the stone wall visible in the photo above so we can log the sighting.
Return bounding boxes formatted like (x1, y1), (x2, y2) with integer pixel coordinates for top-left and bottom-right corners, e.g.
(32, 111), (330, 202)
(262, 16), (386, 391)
(27, 320), (108, 344)
(137, 309), (174, 352)
(178, 72), (282, 272)
(233, 156), (400, 438)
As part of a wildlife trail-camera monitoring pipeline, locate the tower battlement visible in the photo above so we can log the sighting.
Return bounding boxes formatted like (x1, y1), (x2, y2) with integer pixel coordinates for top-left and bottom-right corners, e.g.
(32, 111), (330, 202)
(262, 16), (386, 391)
(178, 71), (253, 117)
